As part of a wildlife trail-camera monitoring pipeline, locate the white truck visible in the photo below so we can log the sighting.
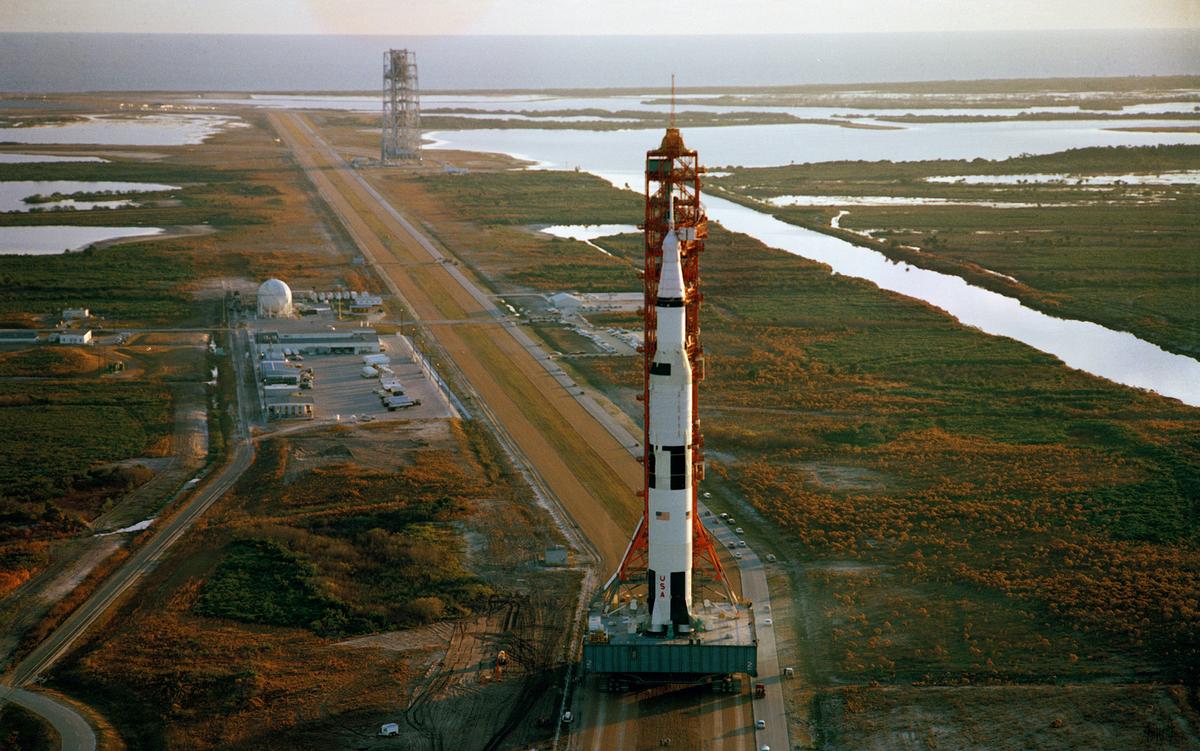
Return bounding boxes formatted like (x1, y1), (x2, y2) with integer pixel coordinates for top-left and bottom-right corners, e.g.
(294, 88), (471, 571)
(379, 379), (405, 395)
(385, 395), (421, 411)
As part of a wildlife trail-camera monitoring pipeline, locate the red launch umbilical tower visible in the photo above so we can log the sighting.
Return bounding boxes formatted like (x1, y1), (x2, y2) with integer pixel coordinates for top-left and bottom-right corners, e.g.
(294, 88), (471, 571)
(607, 115), (733, 603)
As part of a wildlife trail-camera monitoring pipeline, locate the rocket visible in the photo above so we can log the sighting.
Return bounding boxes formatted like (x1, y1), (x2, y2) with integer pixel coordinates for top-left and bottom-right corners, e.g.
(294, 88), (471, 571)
(646, 201), (694, 635)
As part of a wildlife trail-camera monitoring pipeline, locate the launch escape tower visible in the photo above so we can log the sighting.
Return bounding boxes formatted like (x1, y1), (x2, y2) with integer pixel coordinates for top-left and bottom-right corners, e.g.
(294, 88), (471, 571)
(381, 49), (420, 162)
(583, 102), (755, 689)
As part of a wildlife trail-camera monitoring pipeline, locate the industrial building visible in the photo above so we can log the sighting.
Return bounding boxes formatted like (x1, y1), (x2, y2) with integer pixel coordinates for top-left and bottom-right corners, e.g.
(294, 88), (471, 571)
(256, 329), (382, 356)
(257, 278), (294, 318)
(260, 360), (300, 385)
(58, 330), (93, 345)
(266, 399), (314, 420)
(349, 293), (384, 315)
(62, 307), (90, 320)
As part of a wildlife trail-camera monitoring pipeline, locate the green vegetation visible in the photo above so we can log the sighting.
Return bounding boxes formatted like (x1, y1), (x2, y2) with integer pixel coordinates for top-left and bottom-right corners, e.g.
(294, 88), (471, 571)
(530, 322), (601, 354)
(49, 421), (546, 750)
(195, 538), (352, 633)
(0, 244), (196, 323)
(418, 109), (898, 131)
(0, 380), (172, 503)
(708, 145), (1200, 355)
(709, 144), (1200, 187)
(0, 157), (292, 325)
(647, 75), (1200, 110)
(425, 166), (1198, 685)
(0, 376), (171, 594)
(0, 148), (319, 327)
(22, 187), (173, 205)
(0, 346), (104, 377)
(412, 170), (639, 226)
(192, 427), (502, 636)
(874, 111), (1200, 124)
(399, 170), (642, 295)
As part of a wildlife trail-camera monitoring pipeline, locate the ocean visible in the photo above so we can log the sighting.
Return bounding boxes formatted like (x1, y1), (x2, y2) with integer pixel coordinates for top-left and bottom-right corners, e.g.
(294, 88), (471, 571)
(0, 30), (1197, 92)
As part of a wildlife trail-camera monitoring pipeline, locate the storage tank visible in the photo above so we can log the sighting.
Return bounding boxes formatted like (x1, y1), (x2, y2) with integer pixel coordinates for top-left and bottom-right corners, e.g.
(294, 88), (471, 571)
(256, 279), (293, 318)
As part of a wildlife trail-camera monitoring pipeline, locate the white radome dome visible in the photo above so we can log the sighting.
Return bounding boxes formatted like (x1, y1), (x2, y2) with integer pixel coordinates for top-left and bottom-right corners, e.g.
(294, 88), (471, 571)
(257, 278), (293, 317)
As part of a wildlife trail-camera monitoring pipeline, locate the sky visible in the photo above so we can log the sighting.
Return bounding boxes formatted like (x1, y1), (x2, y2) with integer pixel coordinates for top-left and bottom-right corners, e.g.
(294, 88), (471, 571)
(2, 0), (1198, 35)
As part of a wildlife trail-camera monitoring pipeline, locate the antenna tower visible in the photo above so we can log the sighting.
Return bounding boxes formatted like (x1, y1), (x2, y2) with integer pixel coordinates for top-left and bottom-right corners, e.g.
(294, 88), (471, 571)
(382, 49), (421, 162)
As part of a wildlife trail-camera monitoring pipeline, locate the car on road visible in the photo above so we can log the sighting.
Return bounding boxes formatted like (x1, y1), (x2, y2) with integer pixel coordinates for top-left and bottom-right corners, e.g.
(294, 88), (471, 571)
(719, 512), (728, 519)
(561, 711), (574, 724)
(727, 518), (735, 524)
(765, 554), (777, 562)
(760, 746), (771, 751)
(739, 540), (747, 547)
(703, 491), (712, 498)
(734, 552), (743, 559)
(735, 527), (744, 534)
(756, 719), (766, 729)
(762, 618), (773, 626)
(727, 543), (737, 550)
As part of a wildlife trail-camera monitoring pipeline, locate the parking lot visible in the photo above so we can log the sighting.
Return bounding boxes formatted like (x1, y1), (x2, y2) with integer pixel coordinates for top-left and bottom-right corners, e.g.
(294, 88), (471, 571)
(258, 334), (456, 426)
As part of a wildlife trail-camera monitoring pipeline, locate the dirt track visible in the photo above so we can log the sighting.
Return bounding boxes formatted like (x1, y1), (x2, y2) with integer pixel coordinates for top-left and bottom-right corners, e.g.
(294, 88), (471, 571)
(270, 112), (641, 572)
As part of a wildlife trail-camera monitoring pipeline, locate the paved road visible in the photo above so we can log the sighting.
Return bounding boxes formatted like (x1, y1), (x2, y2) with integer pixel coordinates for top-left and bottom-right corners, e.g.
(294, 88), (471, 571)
(0, 687), (95, 751)
(705, 514), (791, 751)
(0, 326), (259, 749)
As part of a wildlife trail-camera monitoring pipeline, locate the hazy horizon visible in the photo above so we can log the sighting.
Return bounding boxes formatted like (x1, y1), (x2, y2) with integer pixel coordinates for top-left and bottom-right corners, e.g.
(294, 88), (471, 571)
(2, 29), (1198, 93)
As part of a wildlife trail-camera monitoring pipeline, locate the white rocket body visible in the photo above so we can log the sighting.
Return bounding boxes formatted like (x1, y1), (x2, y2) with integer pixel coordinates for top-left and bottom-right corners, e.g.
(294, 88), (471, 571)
(647, 209), (694, 634)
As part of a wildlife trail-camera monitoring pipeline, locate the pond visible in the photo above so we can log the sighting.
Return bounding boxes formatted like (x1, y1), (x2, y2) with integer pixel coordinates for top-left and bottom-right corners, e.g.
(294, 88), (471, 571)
(0, 226), (165, 255)
(0, 180), (178, 212)
(0, 114), (242, 145)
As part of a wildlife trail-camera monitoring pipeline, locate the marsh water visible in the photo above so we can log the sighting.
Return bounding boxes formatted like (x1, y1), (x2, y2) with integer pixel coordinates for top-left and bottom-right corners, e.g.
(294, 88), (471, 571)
(0, 114), (242, 146)
(0, 180), (178, 212)
(0, 226), (164, 255)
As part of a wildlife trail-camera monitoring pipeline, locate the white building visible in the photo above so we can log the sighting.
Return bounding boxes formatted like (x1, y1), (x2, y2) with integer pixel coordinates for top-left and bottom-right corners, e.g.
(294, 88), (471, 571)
(59, 330), (93, 345)
(257, 278), (293, 318)
(62, 307), (90, 320)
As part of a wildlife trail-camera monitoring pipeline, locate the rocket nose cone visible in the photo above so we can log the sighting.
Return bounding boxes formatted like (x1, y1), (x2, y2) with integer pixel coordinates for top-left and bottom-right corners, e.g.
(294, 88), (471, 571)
(662, 228), (679, 254)
(659, 230), (684, 299)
